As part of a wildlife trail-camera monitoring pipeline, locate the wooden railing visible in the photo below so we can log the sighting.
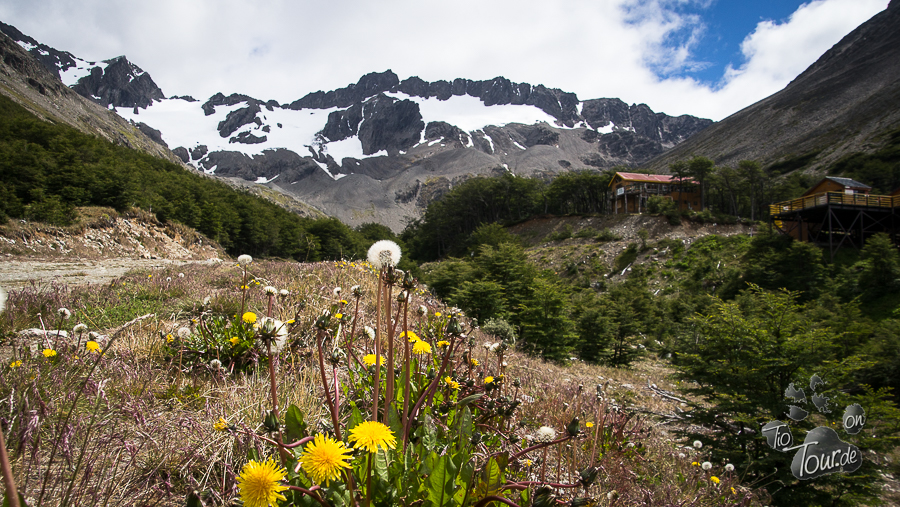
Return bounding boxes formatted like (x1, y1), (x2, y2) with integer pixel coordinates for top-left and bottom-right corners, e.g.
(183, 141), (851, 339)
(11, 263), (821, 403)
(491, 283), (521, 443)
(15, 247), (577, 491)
(770, 192), (900, 216)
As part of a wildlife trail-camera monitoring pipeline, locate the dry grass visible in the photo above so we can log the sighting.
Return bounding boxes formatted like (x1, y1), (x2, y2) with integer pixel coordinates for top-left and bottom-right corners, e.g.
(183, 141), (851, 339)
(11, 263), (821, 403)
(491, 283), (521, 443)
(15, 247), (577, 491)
(0, 258), (755, 506)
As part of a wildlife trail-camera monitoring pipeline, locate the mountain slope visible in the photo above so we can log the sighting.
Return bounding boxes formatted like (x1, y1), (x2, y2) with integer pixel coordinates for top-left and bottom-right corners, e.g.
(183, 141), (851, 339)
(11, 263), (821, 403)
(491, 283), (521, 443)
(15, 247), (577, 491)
(641, 1), (898, 174)
(0, 27), (179, 164)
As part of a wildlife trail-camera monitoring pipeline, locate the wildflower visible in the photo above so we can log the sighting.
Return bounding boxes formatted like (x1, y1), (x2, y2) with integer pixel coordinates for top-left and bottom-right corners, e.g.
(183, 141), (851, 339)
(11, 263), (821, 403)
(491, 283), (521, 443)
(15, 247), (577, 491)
(242, 312), (257, 324)
(725, 463), (734, 472)
(43, 349), (57, 358)
(148, 274), (152, 279)
(230, 337), (241, 345)
(412, 340), (432, 355)
(279, 289), (290, 297)
(236, 457), (288, 507)
(484, 376), (494, 384)
(10, 360), (22, 368)
(693, 440), (703, 449)
(333, 287), (342, 296)
(366, 240), (401, 269)
(710, 476), (720, 484)
(166, 277), (172, 282)
(402, 331), (420, 343)
(237, 254), (253, 266)
(363, 354), (385, 367)
(334, 313), (343, 320)
(607, 491), (619, 501)
(524, 459), (533, 467)
(436, 340), (450, 348)
(257, 317), (289, 353)
(213, 417), (228, 431)
(340, 299), (348, 305)
(586, 422), (594, 428)
(470, 358), (479, 367)
(731, 487), (737, 495)
(348, 421), (397, 453)
(58, 307), (71, 319)
(73, 323), (88, 333)
(444, 376), (460, 390)
(203, 296), (212, 306)
(178, 273), (185, 278)
(417, 305), (427, 316)
(692, 462), (700, 467)
(364, 326), (375, 340)
(435, 312), (442, 317)
(299, 434), (353, 485)
(85, 341), (100, 353)
(489, 342), (500, 353)
(166, 334), (174, 343)
(264, 285), (278, 295)
(535, 426), (557, 442)
(210, 359), (223, 370)
(702, 461), (712, 470)
(351, 285), (362, 297)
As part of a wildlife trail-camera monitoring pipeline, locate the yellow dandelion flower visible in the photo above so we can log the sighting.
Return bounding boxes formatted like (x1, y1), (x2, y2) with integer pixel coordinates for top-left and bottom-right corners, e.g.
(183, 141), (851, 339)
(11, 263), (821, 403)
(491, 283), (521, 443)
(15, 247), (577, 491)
(363, 354), (385, 367)
(436, 340), (450, 348)
(237, 457), (289, 507)
(412, 340), (432, 355)
(525, 459), (533, 467)
(435, 312), (441, 317)
(710, 476), (720, 485)
(166, 334), (174, 343)
(691, 462), (700, 467)
(444, 376), (460, 390)
(85, 341), (100, 353)
(230, 337), (241, 345)
(242, 312), (257, 324)
(401, 331), (420, 343)
(286, 319), (295, 324)
(42, 349), (57, 358)
(299, 434), (353, 485)
(470, 358), (479, 367)
(10, 360), (22, 368)
(348, 421), (397, 453)
(586, 422), (594, 428)
(484, 376), (494, 384)
(213, 417), (228, 432)
(335, 313), (343, 320)
(731, 487), (737, 495)
(340, 300), (348, 305)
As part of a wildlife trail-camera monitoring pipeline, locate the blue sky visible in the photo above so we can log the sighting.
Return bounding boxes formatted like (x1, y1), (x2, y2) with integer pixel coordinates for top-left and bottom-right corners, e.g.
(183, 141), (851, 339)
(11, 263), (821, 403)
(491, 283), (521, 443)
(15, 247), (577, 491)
(0, 0), (889, 121)
(658, 0), (813, 85)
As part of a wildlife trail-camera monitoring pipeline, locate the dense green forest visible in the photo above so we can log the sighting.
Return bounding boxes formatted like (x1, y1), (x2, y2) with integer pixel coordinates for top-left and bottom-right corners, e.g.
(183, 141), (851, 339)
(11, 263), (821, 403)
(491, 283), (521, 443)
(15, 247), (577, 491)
(0, 94), (398, 261)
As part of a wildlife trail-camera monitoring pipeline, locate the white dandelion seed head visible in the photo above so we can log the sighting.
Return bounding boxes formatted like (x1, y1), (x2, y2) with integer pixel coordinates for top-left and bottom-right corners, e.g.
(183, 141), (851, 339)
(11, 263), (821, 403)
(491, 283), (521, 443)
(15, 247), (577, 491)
(627, 442), (635, 448)
(73, 323), (88, 333)
(209, 359), (223, 370)
(693, 440), (703, 449)
(483, 342), (492, 350)
(178, 273), (185, 278)
(177, 327), (191, 339)
(417, 305), (427, 316)
(489, 342), (500, 353)
(725, 463), (734, 472)
(535, 426), (557, 442)
(279, 289), (290, 297)
(257, 317), (289, 353)
(367, 240), (401, 270)
(333, 287), (342, 296)
(237, 254), (253, 266)
(264, 285), (278, 295)
(702, 461), (712, 470)
(502, 361), (508, 367)
(678, 453), (686, 459)
(58, 307), (71, 319)
(364, 326), (376, 340)
(202, 296), (211, 306)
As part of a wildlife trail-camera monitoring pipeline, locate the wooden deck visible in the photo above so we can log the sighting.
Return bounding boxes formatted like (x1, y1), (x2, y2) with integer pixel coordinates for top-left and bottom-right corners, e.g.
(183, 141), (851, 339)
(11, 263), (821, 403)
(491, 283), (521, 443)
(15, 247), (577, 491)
(770, 192), (900, 217)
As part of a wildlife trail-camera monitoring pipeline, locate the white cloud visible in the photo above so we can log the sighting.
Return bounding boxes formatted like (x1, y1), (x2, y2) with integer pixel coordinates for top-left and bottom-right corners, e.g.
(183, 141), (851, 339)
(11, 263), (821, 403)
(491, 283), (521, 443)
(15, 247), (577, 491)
(0, 0), (888, 121)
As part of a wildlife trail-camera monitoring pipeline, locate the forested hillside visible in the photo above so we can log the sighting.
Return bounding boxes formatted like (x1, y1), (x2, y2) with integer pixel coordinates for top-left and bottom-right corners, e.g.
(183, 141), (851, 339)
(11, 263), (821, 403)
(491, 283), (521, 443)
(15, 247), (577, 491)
(0, 94), (394, 261)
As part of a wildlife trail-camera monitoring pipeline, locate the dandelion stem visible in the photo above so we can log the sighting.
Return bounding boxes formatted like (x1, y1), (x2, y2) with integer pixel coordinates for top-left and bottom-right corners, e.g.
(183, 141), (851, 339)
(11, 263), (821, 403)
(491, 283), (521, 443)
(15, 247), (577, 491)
(315, 330), (342, 440)
(383, 277), (394, 425)
(286, 485), (331, 507)
(0, 428), (20, 507)
(401, 296), (411, 449)
(372, 272), (383, 422)
(266, 342), (290, 467)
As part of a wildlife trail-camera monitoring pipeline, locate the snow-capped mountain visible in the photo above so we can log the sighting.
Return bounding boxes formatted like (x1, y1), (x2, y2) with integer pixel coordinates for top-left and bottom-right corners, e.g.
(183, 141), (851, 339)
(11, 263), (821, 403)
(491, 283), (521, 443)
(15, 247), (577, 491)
(0, 23), (712, 231)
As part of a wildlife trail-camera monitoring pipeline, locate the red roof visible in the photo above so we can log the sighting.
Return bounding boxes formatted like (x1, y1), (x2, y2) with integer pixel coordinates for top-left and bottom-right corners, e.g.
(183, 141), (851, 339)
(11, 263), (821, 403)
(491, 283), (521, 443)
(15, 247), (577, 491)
(610, 172), (695, 186)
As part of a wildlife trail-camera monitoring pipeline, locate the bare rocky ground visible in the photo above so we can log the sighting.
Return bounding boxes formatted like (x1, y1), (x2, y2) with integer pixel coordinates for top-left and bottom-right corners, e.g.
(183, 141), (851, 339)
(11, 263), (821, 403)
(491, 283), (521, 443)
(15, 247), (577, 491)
(0, 209), (225, 299)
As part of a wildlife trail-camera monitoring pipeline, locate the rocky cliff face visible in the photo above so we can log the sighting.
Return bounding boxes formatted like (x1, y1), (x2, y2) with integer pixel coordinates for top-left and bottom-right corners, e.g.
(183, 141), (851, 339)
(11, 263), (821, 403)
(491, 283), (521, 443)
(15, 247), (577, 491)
(642, 2), (897, 174)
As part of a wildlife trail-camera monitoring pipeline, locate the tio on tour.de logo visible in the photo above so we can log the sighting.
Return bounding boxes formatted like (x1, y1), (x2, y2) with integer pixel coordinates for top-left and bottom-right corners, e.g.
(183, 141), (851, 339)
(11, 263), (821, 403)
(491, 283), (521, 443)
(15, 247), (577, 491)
(761, 374), (866, 480)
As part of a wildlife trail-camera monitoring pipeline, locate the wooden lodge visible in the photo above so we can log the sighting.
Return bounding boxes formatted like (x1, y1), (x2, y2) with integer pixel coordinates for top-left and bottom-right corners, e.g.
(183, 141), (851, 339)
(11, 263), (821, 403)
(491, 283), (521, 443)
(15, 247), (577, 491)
(608, 172), (701, 214)
(770, 176), (900, 259)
